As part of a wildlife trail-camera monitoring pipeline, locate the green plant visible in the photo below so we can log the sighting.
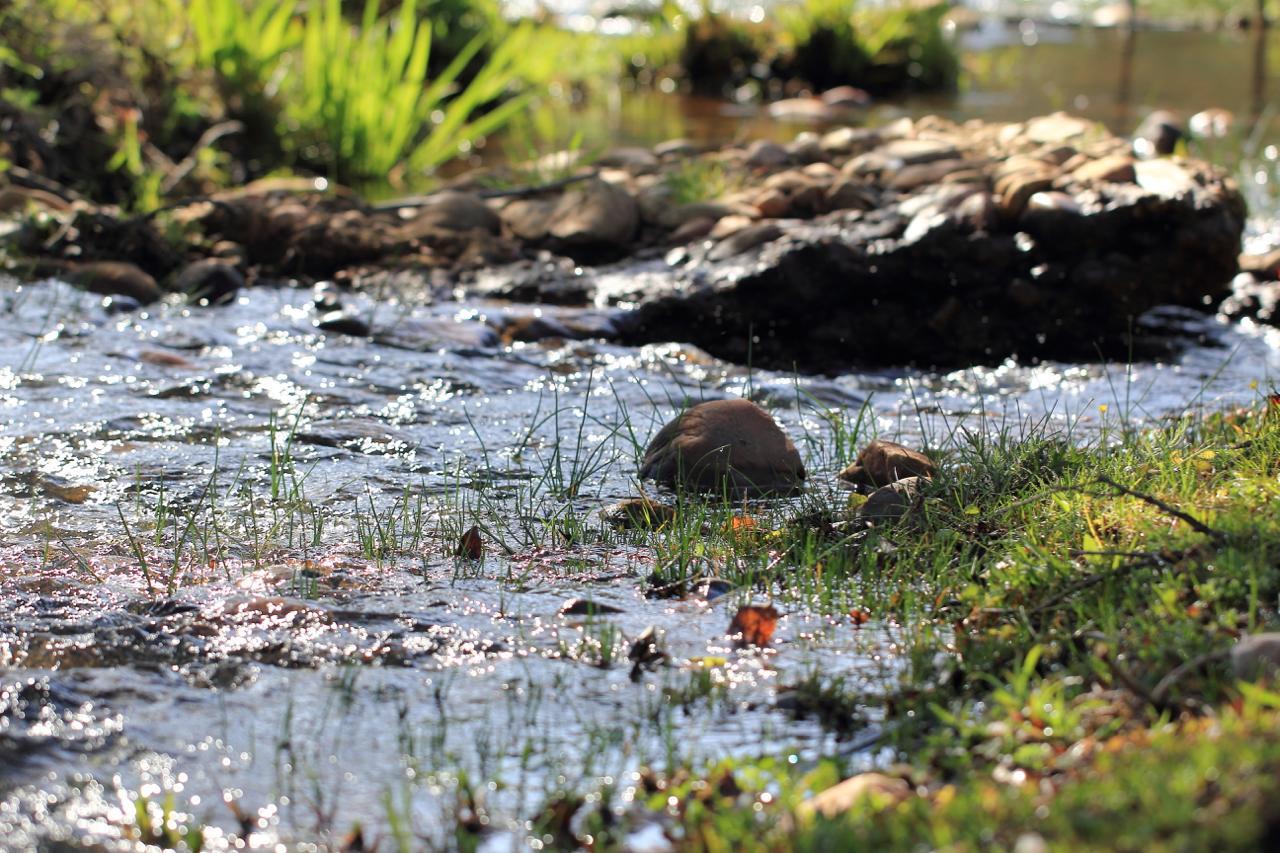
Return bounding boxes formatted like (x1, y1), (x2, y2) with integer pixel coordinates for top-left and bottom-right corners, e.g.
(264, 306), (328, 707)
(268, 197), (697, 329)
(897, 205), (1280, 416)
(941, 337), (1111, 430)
(291, 0), (535, 183)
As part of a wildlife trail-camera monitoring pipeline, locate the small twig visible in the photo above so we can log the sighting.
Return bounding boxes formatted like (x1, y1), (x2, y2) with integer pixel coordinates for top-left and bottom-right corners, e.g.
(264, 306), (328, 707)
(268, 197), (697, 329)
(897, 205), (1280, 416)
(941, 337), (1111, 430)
(1093, 475), (1223, 540)
(1027, 554), (1161, 615)
(4, 165), (82, 203)
(160, 120), (244, 194)
(1102, 652), (1163, 710)
(375, 171), (598, 211)
(1151, 649), (1231, 706)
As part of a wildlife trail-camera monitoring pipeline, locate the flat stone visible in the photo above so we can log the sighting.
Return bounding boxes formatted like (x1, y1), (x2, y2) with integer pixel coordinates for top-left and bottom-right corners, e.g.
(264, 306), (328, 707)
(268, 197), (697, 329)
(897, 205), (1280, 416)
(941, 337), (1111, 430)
(1240, 250), (1280, 281)
(839, 440), (935, 488)
(1134, 159), (1198, 198)
(1025, 113), (1093, 144)
(1072, 154), (1137, 185)
(745, 140), (790, 168)
(707, 222), (783, 261)
(499, 197), (557, 242)
(877, 138), (959, 165)
(639, 399), (805, 496)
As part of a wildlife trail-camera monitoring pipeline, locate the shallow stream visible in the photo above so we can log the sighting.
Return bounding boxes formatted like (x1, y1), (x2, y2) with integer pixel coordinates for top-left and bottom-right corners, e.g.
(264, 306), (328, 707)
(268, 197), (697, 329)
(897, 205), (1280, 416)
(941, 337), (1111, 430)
(4, 9), (1280, 850)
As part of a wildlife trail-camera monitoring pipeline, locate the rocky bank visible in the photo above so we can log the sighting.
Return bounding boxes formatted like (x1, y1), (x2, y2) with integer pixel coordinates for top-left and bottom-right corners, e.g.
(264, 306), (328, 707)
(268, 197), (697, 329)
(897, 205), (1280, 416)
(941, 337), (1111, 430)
(1, 112), (1251, 370)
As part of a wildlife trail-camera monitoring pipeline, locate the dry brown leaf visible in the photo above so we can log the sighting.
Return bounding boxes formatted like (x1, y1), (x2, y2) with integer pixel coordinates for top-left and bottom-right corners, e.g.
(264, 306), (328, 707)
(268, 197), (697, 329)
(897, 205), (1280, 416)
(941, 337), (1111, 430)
(729, 604), (779, 647)
(457, 525), (483, 560)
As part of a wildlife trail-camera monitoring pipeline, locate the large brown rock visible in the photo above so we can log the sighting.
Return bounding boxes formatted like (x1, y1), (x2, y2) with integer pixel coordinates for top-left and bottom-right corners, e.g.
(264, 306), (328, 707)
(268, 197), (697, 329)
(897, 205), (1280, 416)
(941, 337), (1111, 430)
(639, 399), (805, 496)
(838, 440), (935, 489)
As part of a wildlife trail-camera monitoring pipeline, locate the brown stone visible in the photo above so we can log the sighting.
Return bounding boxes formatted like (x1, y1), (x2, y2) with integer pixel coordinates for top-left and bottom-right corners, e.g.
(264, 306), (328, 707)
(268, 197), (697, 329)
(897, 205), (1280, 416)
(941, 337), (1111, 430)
(825, 180), (877, 212)
(394, 190), (500, 235)
(754, 189), (791, 218)
(838, 439), (935, 489)
(668, 216), (718, 244)
(549, 178), (639, 249)
(639, 399), (805, 496)
(707, 222), (783, 261)
(996, 170), (1055, 220)
(65, 261), (162, 303)
(1072, 154), (1137, 185)
(499, 196), (557, 241)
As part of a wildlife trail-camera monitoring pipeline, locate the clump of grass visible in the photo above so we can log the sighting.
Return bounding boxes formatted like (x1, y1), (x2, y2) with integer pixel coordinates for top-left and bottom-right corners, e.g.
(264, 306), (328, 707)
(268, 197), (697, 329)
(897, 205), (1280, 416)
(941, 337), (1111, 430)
(292, 0), (535, 184)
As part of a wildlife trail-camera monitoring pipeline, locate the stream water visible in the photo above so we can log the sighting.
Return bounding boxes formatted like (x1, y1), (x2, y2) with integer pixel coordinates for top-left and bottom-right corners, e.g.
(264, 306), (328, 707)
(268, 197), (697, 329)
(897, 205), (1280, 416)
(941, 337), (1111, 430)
(3, 11), (1280, 852)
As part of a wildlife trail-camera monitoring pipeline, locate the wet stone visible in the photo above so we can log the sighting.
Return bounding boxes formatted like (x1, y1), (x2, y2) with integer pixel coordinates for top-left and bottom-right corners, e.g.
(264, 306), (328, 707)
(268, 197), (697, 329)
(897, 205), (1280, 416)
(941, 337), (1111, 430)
(838, 440), (935, 489)
(65, 261), (161, 304)
(858, 476), (924, 524)
(600, 497), (677, 530)
(175, 259), (245, 306)
(558, 598), (625, 617)
(639, 399), (805, 497)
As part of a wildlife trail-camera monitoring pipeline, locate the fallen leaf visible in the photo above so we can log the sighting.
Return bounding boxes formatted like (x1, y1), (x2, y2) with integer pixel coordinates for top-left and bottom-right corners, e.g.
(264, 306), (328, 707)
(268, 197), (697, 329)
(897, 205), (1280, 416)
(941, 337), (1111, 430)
(140, 350), (196, 368)
(849, 608), (871, 626)
(729, 604), (779, 647)
(457, 525), (483, 559)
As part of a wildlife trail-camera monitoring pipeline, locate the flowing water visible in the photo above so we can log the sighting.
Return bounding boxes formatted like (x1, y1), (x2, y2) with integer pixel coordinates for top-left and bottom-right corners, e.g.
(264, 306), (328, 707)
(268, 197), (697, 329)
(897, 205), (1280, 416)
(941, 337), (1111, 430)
(3, 12), (1280, 851)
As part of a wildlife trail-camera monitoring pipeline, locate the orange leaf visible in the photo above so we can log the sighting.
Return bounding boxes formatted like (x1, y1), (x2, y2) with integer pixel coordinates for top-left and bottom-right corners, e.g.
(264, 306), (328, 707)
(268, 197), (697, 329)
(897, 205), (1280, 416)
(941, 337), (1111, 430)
(729, 605), (779, 647)
(849, 608), (871, 626)
(457, 525), (483, 559)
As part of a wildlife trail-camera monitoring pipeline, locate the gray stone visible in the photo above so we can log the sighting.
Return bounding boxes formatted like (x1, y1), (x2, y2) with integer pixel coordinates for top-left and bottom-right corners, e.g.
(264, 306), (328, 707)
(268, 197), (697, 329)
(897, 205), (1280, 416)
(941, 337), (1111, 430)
(1232, 633), (1280, 681)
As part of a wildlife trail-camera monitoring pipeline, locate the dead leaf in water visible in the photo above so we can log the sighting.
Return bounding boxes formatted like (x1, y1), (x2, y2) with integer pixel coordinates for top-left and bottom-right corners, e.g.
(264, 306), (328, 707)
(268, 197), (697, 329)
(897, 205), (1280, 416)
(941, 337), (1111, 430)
(39, 479), (94, 504)
(729, 604), (779, 647)
(139, 350), (197, 368)
(457, 525), (484, 559)
(849, 608), (871, 626)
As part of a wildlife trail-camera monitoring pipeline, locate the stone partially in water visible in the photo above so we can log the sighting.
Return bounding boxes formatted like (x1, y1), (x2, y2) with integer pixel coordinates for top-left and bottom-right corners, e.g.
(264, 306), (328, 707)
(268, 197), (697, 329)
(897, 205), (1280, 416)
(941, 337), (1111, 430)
(838, 440), (935, 489)
(65, 261), (161, 304)
(857, 476), (924, 525)
(640, 399), (805, 496)
(600, 497), (677, 530)
(175, 259), (245, 306)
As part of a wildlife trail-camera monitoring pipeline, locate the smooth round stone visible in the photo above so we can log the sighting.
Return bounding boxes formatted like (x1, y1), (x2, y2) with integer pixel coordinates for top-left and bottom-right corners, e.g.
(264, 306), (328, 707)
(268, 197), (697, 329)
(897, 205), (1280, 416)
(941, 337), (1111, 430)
(639, 399), (805, 497)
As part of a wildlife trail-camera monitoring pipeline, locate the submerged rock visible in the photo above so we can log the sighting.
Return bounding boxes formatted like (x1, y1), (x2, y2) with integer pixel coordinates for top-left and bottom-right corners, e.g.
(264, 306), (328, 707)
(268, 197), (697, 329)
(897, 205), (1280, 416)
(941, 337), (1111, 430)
(640, 399), (805, 496)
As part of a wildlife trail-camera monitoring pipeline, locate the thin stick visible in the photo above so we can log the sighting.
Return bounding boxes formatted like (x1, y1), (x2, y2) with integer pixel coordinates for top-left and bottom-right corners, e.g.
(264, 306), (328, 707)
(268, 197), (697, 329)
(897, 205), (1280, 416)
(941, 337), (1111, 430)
(1094, 475), (1223, 539)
